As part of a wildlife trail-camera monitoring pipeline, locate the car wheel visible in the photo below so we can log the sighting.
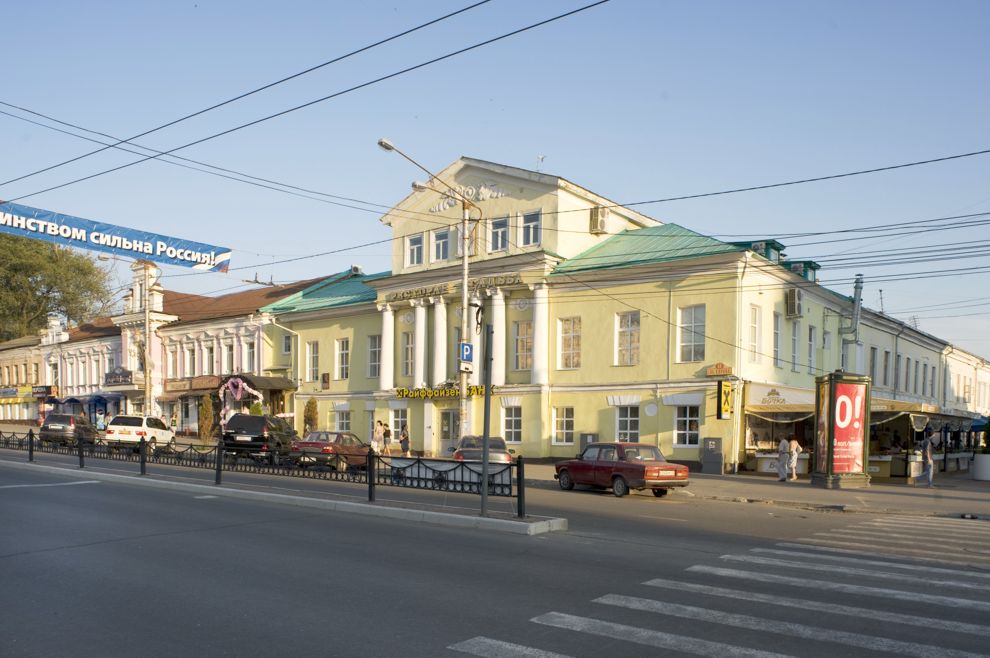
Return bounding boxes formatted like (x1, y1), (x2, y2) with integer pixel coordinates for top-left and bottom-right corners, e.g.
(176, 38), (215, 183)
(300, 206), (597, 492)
(652, 488), (669, 498)
(612, 476), (629, 498)
(558, 470), (574, 491)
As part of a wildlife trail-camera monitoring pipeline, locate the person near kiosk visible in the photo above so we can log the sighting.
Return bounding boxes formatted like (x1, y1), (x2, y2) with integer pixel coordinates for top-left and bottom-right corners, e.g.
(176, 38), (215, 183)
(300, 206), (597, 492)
(777, 436), (790, 482)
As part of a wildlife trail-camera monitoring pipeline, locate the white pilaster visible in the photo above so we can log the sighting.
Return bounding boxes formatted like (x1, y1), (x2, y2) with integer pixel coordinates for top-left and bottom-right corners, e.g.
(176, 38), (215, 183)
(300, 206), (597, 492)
(413, 300), (427, 387)
(490, 289), (507, 387)
(531, 283), (549, 386)
(431, 297), (447, 386)
(378, 304), (394, 391)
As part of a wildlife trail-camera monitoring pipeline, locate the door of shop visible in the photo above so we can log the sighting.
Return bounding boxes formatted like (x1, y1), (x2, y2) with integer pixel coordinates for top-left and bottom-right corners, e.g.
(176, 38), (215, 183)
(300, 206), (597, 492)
(440, 410), (460, 456)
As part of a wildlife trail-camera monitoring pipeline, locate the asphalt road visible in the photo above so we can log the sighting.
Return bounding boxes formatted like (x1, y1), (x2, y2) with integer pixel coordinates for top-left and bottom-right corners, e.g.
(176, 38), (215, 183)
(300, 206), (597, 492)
(2, 458), (990, 657)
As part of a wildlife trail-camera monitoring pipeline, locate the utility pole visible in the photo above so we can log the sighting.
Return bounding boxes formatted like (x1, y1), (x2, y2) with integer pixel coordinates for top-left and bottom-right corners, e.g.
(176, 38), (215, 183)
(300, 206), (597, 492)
(143, 261), (153, 417)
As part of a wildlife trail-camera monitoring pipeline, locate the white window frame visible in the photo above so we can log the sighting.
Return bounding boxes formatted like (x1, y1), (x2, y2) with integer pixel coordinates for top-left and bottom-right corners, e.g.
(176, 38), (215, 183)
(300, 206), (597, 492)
(674, 405), (700, 446)
(504, 406), (522, 443)
(224, 343), (234, 375)
(282, 335), (292, 354)
(521, 210), (541, 247)
(433, 228), (449, 262)
(167, 349), (177, 378)
(616, 311), (640, 366)
(882, 350), (891, 386)
(245, 340), (256, 373)
(807, 325), (817, 374)
(748, 304), (761, 363)
(306, 341), (319, 382)
(336, 338), (350, 380)
(905, 357), (912, 392)
(869, 347), (878, 382)
(368, 334), (381, 378)
(391, 408), (408, 437)
(204, 345), (215, 376)
(772, 312), (781, 368)
(558, 317), (581, 370)
(678, 305), (705, 363)
(553, 407), (574, 445)
(790, 321), (800, 372)
(489, 217), (509, 252)
(616, 405), (640, 441)
(185, 347), (196, 377)
(401, 332), (414, 377)
(406, 233), (424, 266)
(335, 410), (351, 432)
(513, 320), (533, 371)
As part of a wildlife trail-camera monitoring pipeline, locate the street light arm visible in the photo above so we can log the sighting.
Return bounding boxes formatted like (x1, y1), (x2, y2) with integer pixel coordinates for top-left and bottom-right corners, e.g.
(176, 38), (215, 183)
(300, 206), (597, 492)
(378, 137), (478, 211)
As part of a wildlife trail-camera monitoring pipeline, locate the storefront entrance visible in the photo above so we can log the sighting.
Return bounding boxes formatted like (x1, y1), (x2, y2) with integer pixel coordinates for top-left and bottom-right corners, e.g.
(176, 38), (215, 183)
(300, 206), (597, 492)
(440, 409), (460, 456)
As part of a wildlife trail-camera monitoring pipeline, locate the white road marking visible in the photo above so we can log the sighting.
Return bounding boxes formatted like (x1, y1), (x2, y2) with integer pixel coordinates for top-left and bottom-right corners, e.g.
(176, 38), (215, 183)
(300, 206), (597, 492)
(643, 578), (990, 638)
(448, 636), (572, 658)
(785, 537), (990, 562)
(597, 594), (985, 658)
(751, 548), (990, 581)
(530, 612), (792, 658)
(775, 541), (990, 566)
(859, 520), (990, 539)
(814, 529), (990, 550)
(687, 566), (990, 611)
(194, 495), (218, 499)
(0, 480), (99, 489)
(720, 554), (989, 590)
(870, 516), (990, 530)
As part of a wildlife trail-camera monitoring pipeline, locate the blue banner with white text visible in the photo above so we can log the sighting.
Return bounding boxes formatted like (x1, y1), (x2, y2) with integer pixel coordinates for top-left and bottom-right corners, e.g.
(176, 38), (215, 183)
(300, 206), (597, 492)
(0, 201), (231, 272)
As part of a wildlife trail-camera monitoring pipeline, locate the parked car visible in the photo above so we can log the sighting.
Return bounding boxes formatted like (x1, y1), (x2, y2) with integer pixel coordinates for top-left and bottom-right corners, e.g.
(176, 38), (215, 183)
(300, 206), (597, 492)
(39, 413), (99, 446)
(221, 413), (297, 463)
(104, 415), (176, 452)
(554, 442), (690, 497)
(289, 431), (372, 469)
(451, 435), (514, 463)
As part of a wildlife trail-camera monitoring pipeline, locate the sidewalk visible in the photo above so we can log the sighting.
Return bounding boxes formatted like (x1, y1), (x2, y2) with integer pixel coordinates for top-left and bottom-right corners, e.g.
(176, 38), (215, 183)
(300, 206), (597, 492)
(523, 461), (990, 518)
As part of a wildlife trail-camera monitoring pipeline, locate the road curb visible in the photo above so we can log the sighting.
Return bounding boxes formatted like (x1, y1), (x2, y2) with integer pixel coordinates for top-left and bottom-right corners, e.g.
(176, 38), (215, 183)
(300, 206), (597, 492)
(0, 459), (568, 536)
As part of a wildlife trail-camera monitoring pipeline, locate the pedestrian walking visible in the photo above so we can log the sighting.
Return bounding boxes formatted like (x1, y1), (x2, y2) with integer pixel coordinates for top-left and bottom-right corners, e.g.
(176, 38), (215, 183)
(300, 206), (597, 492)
(777, 436), (789, 482)
(382, 424), (392, 456)
(400, 424), (410, 457)
(372, 420), (384, 454)
(788, 437), (802, 481)
(915, 433), (935, 488)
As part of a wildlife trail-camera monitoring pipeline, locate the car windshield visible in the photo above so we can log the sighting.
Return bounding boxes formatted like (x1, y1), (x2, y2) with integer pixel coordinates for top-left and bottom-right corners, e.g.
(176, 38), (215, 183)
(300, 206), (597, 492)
(623, 446), (665, 461)
(45, 414), (73, 425)
(303, 432), (332, 442)
(109, 416), (143, 427)
(226, 415), (266, 433)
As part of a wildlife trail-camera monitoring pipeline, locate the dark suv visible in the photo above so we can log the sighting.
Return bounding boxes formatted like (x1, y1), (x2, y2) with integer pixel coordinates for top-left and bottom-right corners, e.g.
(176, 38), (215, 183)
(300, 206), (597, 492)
(39, 413), (99, 446)
(221, 413), (297, 463)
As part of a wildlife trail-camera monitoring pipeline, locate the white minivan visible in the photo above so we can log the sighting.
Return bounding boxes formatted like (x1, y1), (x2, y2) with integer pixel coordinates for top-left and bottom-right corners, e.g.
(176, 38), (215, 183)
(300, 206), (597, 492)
(105, 415), (176, 452)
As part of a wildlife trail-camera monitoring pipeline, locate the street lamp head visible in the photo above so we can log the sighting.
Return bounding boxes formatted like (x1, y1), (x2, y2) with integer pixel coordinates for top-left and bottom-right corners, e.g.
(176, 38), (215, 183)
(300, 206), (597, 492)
(411, 181), (432, 192)
(377, 138), (395, 152)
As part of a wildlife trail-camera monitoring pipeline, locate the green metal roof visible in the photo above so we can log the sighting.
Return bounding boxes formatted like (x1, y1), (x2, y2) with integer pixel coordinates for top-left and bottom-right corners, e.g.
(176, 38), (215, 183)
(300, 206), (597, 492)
(260, 270), (390, 314)
(551, 223), (744, 275)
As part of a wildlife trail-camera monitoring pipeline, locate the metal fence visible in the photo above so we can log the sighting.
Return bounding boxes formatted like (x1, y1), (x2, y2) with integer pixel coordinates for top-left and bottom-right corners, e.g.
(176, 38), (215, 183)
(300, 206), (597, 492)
(0, 430), (526, 517)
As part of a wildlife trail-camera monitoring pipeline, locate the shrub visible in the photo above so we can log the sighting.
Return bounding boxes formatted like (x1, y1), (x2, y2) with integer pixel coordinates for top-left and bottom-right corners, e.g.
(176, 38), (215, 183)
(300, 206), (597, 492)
(303, 398), (318, 433)
(249, 401), (264, 416)
(198, 395), (215, 443)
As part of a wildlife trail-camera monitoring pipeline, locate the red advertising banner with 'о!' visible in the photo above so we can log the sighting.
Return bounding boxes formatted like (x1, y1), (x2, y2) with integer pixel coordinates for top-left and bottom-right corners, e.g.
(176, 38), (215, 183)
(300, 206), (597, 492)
(832, 382), (867, 473)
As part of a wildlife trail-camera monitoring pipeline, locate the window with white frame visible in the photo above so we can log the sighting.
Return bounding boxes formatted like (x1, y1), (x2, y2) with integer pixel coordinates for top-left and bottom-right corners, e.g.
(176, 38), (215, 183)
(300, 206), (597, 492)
(282, 335), (292, 354)
(224, 344), (234, 375)
(406, 234), (424, 266)
(91, 360), (99, 385)
(882, 351), (891, 386)
(558, 317), (581, 369)
(773, 312), (781, 367)
(335, 410), (351, 432)
(245, 341), (256, 373)
(807, 325), (817, 374)
(205, 345), (215, 375)
(167, 349), (177, 378)
(895, 354), (902, 391)
(336, 338), (350, 380)
(513, 320), (533, 370)
(490, 217), (509, 252)
(616, 311), (640, 366)
(391, 408), (408, 437)
(31, 363), (39, 385)
(306, 341), (319, 381)
(368, 334), (381, 378)
(401, 332), (413, 377)
(521, 210), (541, 246)
(930, 365), (937, 397)
(790, 320), (800, 372)
(65, 361), (73, 386)
(748, 305), (761, 363)
(79, 360), (87, 386)
(107, 352), (115, 371)
(553, 407), (574, 444)
(914, 361), (920, 394)
(674, 405), (700, 446)
(616, 405), (639, 441)
(504, 406), (522, 442)
(905, 357), (912, 392)
(186, 347), (196, 376)
(678, 305), (705, 362)
(869, 347), (878, 383)
(433, 229), (449, 262)
(921, 362), (928, 396)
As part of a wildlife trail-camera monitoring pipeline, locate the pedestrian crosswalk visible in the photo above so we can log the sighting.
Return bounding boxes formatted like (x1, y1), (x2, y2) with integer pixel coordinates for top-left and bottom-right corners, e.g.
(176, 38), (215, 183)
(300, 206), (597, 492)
(449, 515), (990, 657)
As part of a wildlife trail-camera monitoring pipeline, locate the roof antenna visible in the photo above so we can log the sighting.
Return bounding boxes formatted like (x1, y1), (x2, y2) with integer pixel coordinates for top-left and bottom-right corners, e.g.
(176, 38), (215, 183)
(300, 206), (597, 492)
(878, 289), (885, 313)
(536, 155), (545, 172)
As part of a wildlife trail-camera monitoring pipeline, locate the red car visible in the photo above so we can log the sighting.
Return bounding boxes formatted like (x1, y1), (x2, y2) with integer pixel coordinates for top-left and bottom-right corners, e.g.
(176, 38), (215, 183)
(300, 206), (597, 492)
(554, 442), (689, 497)
(289, 431), (372, 469)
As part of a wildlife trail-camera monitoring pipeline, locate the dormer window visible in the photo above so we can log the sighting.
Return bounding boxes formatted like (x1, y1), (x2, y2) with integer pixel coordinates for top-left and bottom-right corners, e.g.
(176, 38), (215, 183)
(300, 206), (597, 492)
(522, 210), (542, 247)
(768, 247), (780, 263)
(490, 217), (509, 252)
(406, 233), (424, 266)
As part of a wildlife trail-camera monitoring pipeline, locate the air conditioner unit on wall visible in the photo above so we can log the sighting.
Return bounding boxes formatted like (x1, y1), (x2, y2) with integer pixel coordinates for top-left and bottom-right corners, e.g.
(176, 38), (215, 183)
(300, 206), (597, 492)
(590, 206), (609, 234)
(785, 288), (803, 318)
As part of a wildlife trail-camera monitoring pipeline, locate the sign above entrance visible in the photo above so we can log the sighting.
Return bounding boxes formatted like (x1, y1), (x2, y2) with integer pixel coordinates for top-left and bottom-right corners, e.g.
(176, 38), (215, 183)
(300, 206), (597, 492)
(706, 362), (734, 377)
(395, 385), (491, 399)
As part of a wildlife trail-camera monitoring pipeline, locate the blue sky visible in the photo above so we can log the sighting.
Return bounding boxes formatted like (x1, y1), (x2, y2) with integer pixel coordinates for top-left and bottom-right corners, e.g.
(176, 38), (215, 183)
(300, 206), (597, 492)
(4, 0), (990, 356)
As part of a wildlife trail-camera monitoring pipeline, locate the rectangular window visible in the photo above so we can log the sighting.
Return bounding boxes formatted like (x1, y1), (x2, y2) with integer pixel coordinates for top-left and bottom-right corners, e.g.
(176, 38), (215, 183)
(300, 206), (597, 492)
(306, 341), (319, 382)
(869, 347), (878, 383)
(224, 344), (234, 375)
(772, 312), (781, 368)
(914, 361), (920, 395)
(368, 335), (381, 378)
(882, 351), (891, 386)
(905, 357), (912, 392)
(205, 346), (215, 376)
(807, 325), (817, 374)
(32, 363), (39, 385)
(521, 210), (541, 246)
(553, 407), (574, 444)
(335, 410), (351, 432)
(433, 229), (449, 262)
(748, 305), (761, 363)
(79, 361), (87, 386)
(336, 338), (350, 380)
(504, 406), (522, 443)
(245, 341), (256, 373)
(107, 353), (115, 371)
(617, 405), (640, 441)
(678, 305), (705, 363)
(559, 317), (581, 369)
(407, 234), (424, 266)
(790, 321), (800, 372)
(490, 217), (509, 252)
(167, 350), (177, 378)
(391, 408), (408, 438)
(617, 311), (641, 366)
(895, 354), (902, 391)
(513, 321), (533, 370)
(931, 365), (937, 397)
(282, 335), (292, 354)
(91, 360), (99, 385)
(402, 332), (413, 377)
(674, 405), (700, 446)
(922, 362), (928, 396)
(186, 348), (196, 376)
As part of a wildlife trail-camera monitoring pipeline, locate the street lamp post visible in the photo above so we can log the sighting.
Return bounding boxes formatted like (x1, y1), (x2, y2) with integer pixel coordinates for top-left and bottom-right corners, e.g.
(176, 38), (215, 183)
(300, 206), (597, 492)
(378, 139), (479, 441)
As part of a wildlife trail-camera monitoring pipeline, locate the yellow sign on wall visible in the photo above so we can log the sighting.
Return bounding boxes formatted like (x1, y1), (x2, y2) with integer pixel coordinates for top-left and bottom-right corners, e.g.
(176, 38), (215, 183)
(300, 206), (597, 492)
(717, 381), (733, 419)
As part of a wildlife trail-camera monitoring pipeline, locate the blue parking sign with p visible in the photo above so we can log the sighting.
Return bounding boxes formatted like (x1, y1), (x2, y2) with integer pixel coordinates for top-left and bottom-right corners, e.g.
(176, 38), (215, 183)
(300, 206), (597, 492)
(460, 342), (473, 363)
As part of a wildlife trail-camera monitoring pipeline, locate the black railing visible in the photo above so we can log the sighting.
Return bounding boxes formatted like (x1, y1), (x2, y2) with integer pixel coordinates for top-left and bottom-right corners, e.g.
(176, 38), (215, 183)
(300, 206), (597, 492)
(0, 431), (526, 517)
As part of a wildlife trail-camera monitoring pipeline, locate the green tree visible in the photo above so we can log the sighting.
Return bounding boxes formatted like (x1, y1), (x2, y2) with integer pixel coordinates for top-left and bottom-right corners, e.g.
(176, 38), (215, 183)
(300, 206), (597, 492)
(198, 395), (216, 443)
(303, 398), (318, 432)
(249, 401), (263, 416)
(0, 234), (111, 341)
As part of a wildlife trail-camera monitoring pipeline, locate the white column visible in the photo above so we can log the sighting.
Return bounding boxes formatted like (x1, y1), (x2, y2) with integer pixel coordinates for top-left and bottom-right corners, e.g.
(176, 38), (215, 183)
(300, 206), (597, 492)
(531, 283), (549, 386)
(413, 301), (427, 387)
(378, 304), (394, 391)
(469, 294), (482, 386)
(490, 289), (507, 387)
(431, 297), (447, 386)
